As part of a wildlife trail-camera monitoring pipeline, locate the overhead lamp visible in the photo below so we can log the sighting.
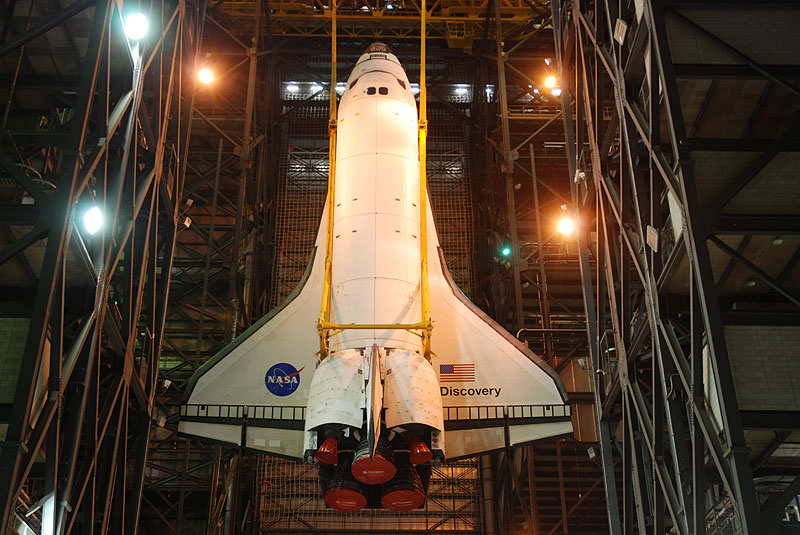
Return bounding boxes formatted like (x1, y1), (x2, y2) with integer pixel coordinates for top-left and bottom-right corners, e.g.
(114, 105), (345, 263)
(124, 13), (148, 40)
(386, 3), (393, 8)
(198, 67), (214, 85)
(310, 83), (323, 93)
(545, 57), (551, 65)
(286, 83), (300, 93)
(83, 206), (103, 235)
(544, 75), (557, 88)
(551, 88), (562, 97)
(411, 84), (420, 94)
(533, 88), (540, 94)
(335, 82), (346, 94)
(454, 86), (468, 95)
(557, 216), (575, 236)
(501, 246), (511, 257)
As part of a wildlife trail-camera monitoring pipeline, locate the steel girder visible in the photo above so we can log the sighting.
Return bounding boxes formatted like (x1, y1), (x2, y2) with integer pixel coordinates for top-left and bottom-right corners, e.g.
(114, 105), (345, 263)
(551, 0), (800, 534)
(216, 0), (552, 43)
(0, 0), (203, 532)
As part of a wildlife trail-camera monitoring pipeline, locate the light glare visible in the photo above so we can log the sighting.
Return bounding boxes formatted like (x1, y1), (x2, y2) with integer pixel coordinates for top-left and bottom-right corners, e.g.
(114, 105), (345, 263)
(198, 68), (214, 85)
(551, 88), (562, 97)
(544, 75), (557, 88)
(83, 206), (103, 235)
(501, 247), (511, 257)
(557, 216), (575, 236)
(124, 13), (148, 40)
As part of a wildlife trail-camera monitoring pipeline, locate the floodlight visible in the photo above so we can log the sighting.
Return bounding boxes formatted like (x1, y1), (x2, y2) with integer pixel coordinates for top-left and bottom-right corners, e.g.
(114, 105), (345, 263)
(124, 13), (148, 40)
(544, 75), (557, 88)
(83, 206), (103, 235)
(198, 68), (214, 85)
(557, 216), (575, 236)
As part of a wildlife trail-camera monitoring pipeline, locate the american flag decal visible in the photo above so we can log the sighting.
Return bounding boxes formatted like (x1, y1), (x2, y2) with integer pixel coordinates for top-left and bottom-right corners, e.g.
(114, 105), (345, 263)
(439, 364), (476, 383)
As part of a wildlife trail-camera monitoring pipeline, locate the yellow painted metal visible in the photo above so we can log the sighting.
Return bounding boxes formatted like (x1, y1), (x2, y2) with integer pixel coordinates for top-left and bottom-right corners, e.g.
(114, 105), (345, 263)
(419, 0), (433, 360)
(216, 2), (547, 42)
(320, 321), (432, 331)
(316, 1), (437, 359)
(318, 2), (337, 359)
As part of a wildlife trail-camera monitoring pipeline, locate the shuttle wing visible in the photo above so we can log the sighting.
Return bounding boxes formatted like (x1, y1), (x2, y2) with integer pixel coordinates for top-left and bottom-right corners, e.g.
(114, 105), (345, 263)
(426, 204), (572, 459)
(178, 224), (326, 460)
(179, 198), (572, 461)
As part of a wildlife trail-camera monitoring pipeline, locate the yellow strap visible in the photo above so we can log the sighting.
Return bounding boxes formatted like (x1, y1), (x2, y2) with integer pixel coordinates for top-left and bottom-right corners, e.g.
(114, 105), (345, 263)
(318, 3), (337, 358)
(419, 0), (432, 359)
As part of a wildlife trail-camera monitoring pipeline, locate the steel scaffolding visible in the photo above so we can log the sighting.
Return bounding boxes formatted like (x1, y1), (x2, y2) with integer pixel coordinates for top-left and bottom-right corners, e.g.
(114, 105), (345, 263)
(0, 0), (203, 532)
(553, 1), (800, 534)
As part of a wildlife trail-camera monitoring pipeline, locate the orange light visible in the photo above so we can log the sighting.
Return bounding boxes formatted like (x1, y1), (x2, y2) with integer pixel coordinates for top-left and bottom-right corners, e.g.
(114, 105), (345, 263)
(557, 216), (575, 236)
(544, 75), (557, 88)
(198, 68), (214, 85)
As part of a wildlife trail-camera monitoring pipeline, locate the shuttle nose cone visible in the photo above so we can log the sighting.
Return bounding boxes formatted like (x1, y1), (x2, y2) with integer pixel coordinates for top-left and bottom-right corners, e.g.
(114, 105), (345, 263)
(364, 42), (393, 54)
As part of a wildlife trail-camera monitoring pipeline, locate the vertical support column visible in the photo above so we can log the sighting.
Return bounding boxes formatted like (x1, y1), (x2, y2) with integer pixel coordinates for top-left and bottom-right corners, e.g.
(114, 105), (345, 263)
(481, 455), (498, 535)
(493, 0), (523, 331)
(527, 446), (540, 535)
(226, 0), (262, 341)
(196, 138), (224, 366)
(529, 145), (553, 360)
(550, 2), (622, 533)
(556, 441), (569, 534)
(645, 2), (761, 532)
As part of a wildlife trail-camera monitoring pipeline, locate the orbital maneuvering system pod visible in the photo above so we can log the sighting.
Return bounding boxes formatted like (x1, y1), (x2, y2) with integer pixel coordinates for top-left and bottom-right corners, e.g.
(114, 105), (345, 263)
(178, 43), (572, 512)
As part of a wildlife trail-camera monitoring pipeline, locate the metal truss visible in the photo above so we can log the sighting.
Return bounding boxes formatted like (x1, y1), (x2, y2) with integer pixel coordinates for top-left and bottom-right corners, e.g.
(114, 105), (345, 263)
(215, 0), (553, 44)
(0, 0), (202, 532)
(553, 1), (800, 534)
(139, 4), (275, 533)
(451, 3), (607, 534)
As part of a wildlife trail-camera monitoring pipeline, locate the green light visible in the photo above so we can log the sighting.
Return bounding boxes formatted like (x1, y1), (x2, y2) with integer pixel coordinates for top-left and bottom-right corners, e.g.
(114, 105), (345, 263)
(501, 247), (511, 257)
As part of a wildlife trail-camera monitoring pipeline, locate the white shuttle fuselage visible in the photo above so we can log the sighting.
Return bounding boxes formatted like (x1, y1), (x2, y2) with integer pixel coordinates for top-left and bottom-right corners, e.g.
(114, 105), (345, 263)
(330, 49), (421, 353)
(178, 44), (572, 512)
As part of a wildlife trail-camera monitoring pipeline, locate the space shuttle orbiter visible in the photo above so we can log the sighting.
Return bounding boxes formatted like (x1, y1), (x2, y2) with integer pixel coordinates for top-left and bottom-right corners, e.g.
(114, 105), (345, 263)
(179, 43), (571, 512)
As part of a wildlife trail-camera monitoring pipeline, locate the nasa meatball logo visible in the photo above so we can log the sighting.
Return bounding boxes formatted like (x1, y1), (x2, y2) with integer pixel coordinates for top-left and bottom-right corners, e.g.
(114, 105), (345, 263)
(264, 363), (304, 397)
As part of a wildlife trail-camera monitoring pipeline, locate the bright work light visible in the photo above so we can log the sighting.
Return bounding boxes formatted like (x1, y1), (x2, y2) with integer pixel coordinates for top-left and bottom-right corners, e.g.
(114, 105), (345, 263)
(198, 68), (214, 85)
(124, 13), (148, 40)
(557, 216), (575, 236)
(83, 206), (103, 235)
